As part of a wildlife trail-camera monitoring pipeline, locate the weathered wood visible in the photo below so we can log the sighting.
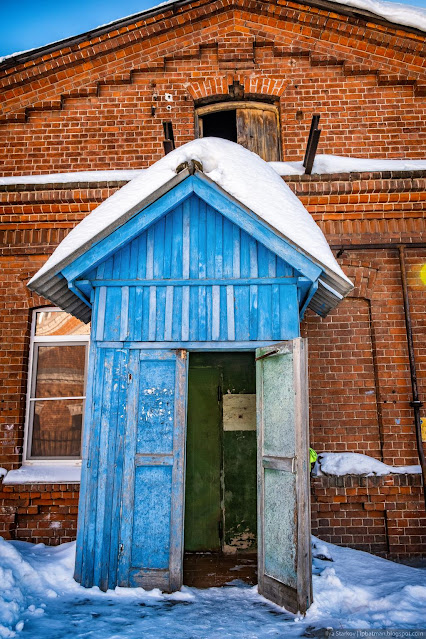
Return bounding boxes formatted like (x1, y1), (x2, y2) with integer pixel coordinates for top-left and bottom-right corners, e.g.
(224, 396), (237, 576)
(236, 107), (281, 161)
(256, 339), (312, 614)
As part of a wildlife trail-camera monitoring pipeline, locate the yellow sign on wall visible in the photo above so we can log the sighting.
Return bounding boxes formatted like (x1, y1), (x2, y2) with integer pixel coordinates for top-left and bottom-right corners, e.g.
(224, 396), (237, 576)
(421, 417), (426, 442)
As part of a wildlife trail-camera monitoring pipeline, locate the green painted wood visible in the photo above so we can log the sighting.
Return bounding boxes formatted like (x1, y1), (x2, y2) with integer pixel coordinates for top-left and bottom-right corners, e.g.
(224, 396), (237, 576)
(184, 363), (222, 552)
(185, 352), (257, 553)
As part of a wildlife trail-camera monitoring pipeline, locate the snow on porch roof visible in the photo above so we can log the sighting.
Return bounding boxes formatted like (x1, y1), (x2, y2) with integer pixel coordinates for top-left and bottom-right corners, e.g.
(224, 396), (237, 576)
(28, 138), (353, 320)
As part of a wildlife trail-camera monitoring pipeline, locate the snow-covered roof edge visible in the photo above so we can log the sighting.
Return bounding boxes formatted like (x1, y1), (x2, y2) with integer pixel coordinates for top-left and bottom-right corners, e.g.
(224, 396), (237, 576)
(27, 139), (353, 322)
(1, 0), (425, 67)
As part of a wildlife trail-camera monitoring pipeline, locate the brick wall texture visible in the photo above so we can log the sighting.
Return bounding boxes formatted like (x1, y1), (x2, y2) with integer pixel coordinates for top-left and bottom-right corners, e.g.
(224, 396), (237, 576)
(0, 0), (425, 557)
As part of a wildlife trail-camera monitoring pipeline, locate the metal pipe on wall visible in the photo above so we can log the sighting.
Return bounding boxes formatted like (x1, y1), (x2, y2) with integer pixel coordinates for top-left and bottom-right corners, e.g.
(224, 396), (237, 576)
(398, 245), (426, 509)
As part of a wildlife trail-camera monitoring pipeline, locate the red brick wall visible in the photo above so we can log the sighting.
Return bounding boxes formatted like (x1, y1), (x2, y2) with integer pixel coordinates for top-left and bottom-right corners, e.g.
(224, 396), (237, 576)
(1, 0), (425, 174)
(0, 0), (424, 556)
(311, 474), (426, 558)
(0, 482), (79, 545)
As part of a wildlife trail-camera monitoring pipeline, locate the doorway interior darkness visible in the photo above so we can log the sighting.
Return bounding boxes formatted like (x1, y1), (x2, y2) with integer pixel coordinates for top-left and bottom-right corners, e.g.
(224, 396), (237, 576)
(184, 352), (257, 587)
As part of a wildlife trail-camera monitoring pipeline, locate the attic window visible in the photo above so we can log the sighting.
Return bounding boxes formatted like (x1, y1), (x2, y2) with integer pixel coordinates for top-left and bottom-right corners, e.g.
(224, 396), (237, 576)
(196, 102), (281, 162)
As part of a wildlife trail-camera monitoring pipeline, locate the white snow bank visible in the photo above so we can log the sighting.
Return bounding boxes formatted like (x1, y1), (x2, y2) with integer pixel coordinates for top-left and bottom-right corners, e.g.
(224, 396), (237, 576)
(307, 537), (426, 630)
(2, 465), (81, 485)
(316, 452), (422, 476)
(29, 138), (351, 287)
(0, 170), (144, 186)
(270, 154), (426, 176)
(3, 155), (426, 186)
(0, 536), (425, 637)
(0, 0), (425, 67)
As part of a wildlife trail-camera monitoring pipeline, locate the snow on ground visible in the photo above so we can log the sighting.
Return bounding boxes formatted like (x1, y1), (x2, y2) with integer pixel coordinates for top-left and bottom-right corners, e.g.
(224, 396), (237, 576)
(315, 452), (422, 477)
(2, 465), (81, 486)
(1, 536), (425, 638)
(28, 138), (352, 288)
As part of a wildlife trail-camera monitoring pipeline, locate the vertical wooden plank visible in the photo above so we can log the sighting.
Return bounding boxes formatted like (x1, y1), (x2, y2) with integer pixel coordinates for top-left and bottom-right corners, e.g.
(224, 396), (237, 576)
(189, 197), (199, 280)
(212, 285), (220, 341)
(163, 212), (173, 279)
(189, 287), (199, 341)
(198, 286), (207, 341)
(232, 225), (241, 279)
(234, 285), (249, 341)
(257, 244), (270, 278)
(206, 205), (216, 278)
(268, 251), (276, 278)
(240, 230), (250, 278)
(148, 286), (157, 341)
(141, 287), (150, 341)
(172, 286), (182, 341)
(271, 284), (281, 340)
(164, 286), (174, 341)
(119, 242), (131, 280)
(104, 287), (122, 341)
(117, 348), (139, 585)
(133, 286), (143, 343)
(95, 287), (106, 341)
(156, 286), (167, 341)
(198, 199), (207, 279)
(182, 199), (190, 280)
(181, 286), (190, 341)
(74, 338), (98, 585)
(219, 285), (227, 341)
(223, 218), (233, 278)
(92, 348), (115, 588)
(294, 339), (313, 613)
(169, 350), (188, 590)
(206, 285), (212, 340)
(226, 285), (235, 341)
(146, 226), (154, 279)
(214, 211), (223, 279)
(137, 233), (147, 280)
(153, 217), (165, 279)
(276, 257), (293, 278)
(171, 205), (183, 279)
(129, 237), (139, 280)
(107, 349), (129, 588)
(249, 238), (258, 278)
(120, 286), (129, 341)
(249, 284), (258, 340)
(102, 255), (113, 279)
(258, 284), (272, 341)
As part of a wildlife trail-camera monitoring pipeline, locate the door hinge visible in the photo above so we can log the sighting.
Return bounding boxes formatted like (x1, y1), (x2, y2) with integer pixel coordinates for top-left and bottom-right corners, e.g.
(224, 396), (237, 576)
(217, 385), (223, 402)
(218, 520), (223, 543)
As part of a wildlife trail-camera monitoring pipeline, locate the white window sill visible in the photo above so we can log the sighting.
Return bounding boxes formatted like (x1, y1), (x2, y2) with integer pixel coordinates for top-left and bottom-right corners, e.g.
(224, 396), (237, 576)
(2, 463), (81, 485)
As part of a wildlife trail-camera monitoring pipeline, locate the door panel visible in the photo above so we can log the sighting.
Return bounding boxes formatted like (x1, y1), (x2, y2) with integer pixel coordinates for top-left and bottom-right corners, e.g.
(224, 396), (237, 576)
(119, 349), (188, 592)
(236, 108), (280, 162)
(256, 339), (312, 614)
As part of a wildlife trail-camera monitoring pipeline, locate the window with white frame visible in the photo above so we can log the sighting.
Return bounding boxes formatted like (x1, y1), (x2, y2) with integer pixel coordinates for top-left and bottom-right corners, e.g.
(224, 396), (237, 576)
(25, 308), (90, 461)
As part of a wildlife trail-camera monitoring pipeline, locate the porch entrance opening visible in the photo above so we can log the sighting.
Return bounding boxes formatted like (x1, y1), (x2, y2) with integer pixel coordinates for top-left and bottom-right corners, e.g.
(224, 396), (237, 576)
(184, 352), (257, 587)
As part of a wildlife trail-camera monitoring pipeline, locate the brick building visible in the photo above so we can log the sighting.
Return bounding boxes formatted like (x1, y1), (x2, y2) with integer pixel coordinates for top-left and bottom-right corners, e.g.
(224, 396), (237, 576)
(0, 0), (425, 565)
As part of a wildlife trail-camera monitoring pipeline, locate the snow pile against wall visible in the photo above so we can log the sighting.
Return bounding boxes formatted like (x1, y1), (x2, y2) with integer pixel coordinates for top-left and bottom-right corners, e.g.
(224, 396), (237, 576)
(270, 155), (426, 176)
(29, 138), (351, 287)
(315, 452), (422, 476)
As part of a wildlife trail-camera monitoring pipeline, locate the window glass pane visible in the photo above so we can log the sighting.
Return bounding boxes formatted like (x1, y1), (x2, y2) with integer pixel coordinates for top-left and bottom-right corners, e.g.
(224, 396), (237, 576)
(35, 311), (90, 336)
(30, 399), (83, 458)
(34, 345), (86, 398)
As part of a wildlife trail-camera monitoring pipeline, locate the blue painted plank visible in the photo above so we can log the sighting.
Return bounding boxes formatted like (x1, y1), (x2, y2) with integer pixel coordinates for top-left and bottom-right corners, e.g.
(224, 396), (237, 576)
(206, 205), (216, 278)
(234, 285), (249, 341)
(198, 199), (207, 279)
(198, 286), (207, 341)
(141, 287), (150, 341)
(129, 237), (139, 280)
(171, 205), (183, 279)
(258, 284), (272, 341)
(182, 200), (190, 280)
(271, 284), (281, 340)
(156, 286), (166, 342)
(249, 284), (258, 340)
(240, 230), (250, 278)
(104, 287), (122, 341)
(164, 286), (174, 341)
(136, 232), (147, 280)
(189, 197), (199, 280)
(148, 287), (157, 341)
(120, 286), (129, 341)
(181, 286), (190, 341)
(163, 212), (173, 279)
(223, 217), (233, 278)
(95, 287), (107, 341)
(214, 211), (223, 279)
(257, 244), (269, 278)
(146, 227), (154, 279)
(212, 285), (220, 341)
(189, 286), (198, 341)
(226, 285), (235, 341)
(172, 286), (182, 341)
(232, 225), (241, 279)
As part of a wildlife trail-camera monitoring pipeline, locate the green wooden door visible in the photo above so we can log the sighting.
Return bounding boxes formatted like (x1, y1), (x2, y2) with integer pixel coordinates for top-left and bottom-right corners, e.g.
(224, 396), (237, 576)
(184, 353), (257, 553)
(256, 339), (312, 614)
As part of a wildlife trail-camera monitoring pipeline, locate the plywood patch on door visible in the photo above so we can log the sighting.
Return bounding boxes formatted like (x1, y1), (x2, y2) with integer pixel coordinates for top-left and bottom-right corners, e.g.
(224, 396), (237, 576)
(223, 394), (256, 431)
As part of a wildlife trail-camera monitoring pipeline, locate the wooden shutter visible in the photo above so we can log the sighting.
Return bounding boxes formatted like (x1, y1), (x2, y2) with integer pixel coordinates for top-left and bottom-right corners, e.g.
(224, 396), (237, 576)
(236, 107), (280, 161)
(256, 338), (312, 614)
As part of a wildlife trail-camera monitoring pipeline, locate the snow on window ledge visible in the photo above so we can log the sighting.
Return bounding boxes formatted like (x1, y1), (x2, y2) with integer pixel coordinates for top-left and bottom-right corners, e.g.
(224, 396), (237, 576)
(2, 463), (81, 485)
(313, 452), (422, 477)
